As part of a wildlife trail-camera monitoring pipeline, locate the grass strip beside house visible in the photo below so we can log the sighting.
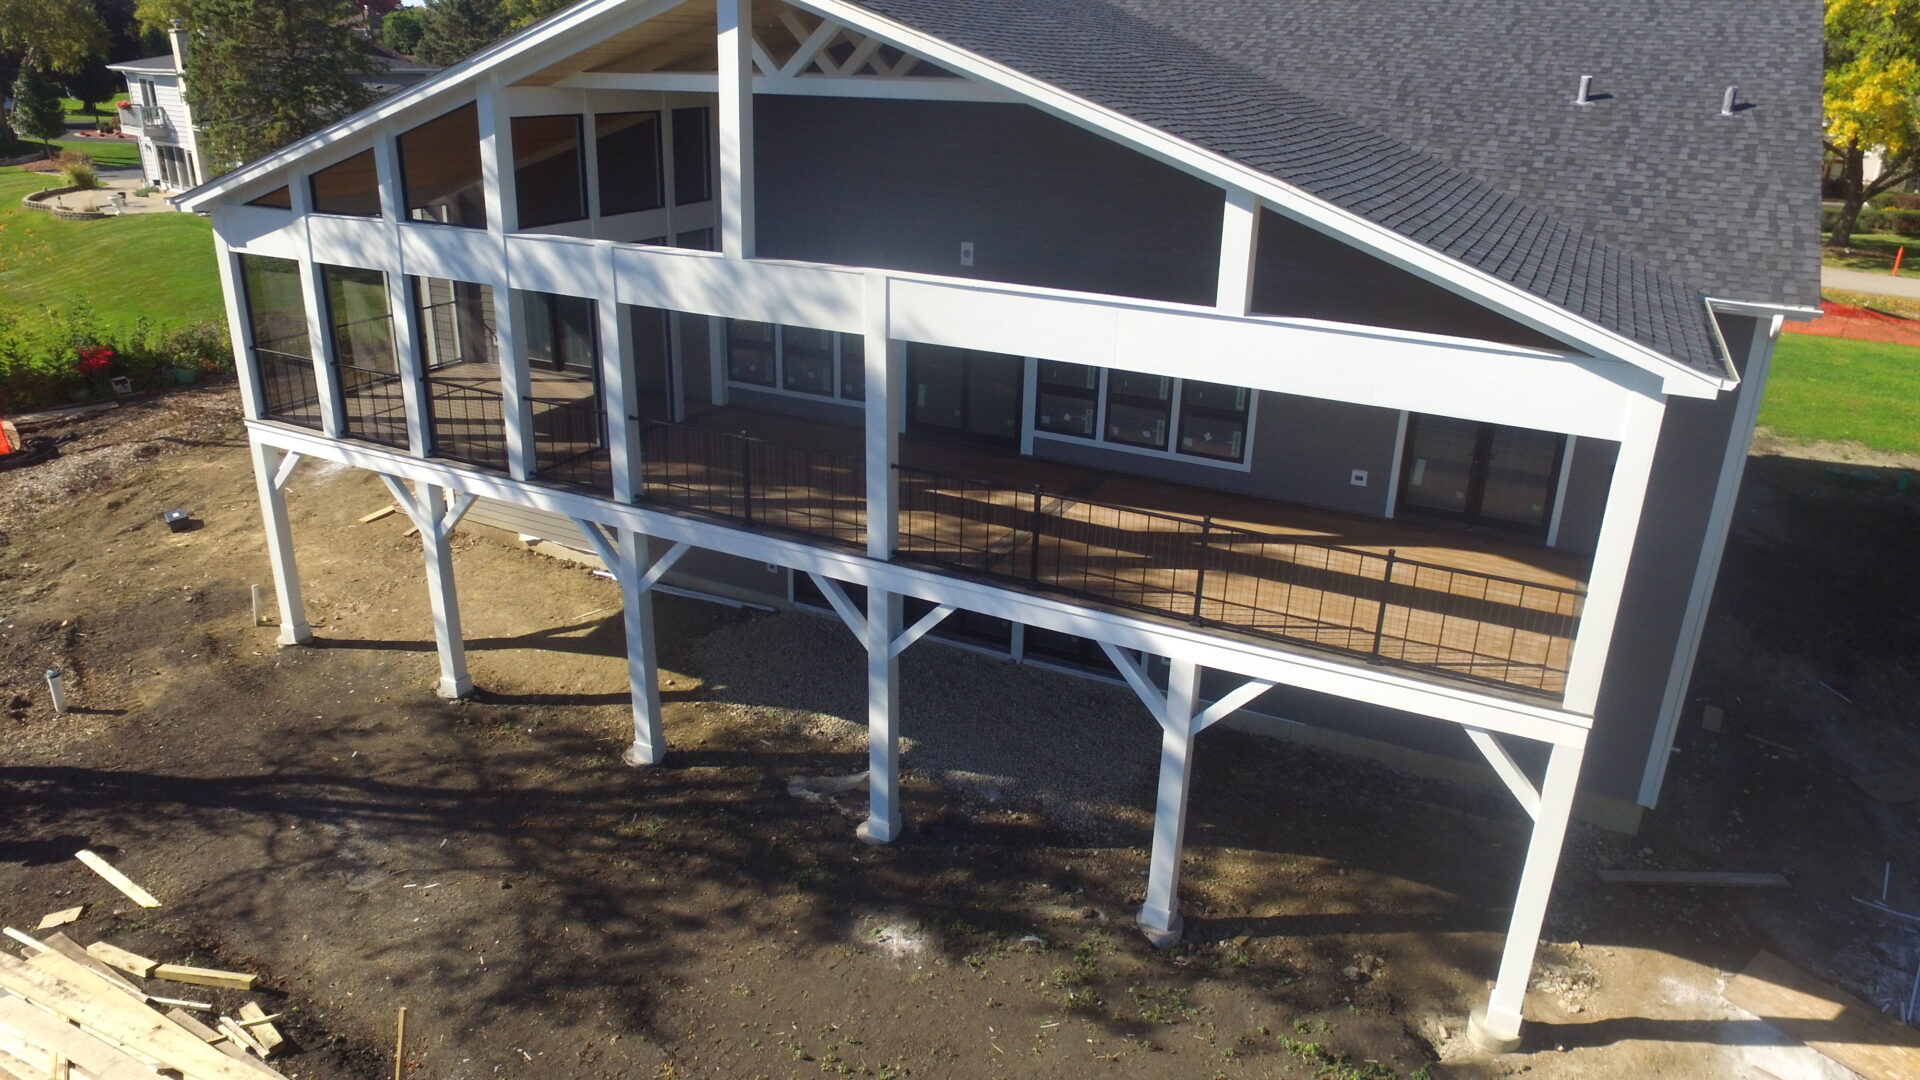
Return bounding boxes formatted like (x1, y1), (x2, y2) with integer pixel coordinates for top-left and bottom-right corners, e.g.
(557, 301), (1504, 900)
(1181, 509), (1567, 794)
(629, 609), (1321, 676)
(1760, 333), (1920, 455)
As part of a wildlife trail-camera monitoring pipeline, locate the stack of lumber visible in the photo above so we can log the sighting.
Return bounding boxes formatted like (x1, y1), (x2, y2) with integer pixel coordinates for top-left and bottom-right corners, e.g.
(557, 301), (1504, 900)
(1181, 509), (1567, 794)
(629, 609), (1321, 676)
(0, 853), (291, 1080)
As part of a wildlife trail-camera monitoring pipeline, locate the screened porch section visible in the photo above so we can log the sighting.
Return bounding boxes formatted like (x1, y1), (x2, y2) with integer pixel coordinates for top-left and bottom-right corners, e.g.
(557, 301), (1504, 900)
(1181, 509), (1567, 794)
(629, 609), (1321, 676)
(239, 255), (323, 429)
(634, 407), (1589, 698)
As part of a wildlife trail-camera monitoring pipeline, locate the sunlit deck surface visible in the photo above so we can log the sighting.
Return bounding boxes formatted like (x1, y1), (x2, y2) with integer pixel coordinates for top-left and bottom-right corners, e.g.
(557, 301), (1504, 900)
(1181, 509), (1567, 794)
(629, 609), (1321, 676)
(658, 406), (1591, 698)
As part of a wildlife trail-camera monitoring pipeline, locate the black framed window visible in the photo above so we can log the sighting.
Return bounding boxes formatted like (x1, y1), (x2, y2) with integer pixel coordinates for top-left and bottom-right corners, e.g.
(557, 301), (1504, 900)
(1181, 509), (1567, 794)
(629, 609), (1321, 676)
(671, 106), (711, 204)
(781, 326), (836, 396)
(524, 292), (597, 375)
(1175, 380), (1251, 462)
(308, 150), (381, 217)
(595, 111), (663, 216)
(322, 265), (396, 372)
(1035, 360), (1099, 437)
(399, 103), (486, 228)
(1103, 370), (1172, 450)
(238, 254), (308, 355)
(839, 334), (865, 401)
(512, 114), (587, 228)
(673, 227), (714, 252)
(727, 320), (776, 385)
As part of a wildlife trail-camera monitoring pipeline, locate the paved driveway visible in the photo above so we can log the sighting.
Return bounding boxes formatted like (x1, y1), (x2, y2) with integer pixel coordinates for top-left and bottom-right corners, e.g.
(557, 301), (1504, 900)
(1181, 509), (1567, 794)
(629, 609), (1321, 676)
(1822, 265), (1920, 298)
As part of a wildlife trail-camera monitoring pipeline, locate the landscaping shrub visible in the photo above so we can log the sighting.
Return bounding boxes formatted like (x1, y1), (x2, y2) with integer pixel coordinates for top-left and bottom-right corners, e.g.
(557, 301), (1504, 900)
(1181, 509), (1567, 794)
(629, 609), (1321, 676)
(1880, 208), (1920, 238)
(56, 150), (99, 190)
(1883, 193), (1920, 211)
(1824, 204), (1890, 238)
(0, 303), (232, 412)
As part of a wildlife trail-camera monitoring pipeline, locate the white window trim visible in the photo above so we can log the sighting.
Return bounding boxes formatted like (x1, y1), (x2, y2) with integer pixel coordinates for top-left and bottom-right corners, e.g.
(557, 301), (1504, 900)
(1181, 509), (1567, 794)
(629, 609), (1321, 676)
(1029, 365), (1258, 473)
(725, 322), (865, 406)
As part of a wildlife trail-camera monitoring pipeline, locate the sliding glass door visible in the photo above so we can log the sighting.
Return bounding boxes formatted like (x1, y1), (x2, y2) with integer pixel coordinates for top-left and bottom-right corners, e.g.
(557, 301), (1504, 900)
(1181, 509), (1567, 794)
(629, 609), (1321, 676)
(1398, 415), (1564, 536)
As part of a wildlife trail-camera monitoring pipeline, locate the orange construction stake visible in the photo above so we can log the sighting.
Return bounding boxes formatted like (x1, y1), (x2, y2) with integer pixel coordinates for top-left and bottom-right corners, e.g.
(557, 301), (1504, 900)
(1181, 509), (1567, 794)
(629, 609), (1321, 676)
(1895, 246), (1906, 275)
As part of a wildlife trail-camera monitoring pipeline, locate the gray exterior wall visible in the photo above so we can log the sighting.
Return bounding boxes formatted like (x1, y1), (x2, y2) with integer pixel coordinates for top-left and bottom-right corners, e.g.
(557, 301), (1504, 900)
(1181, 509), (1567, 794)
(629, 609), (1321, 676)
(1250, 211), (1565, 350)
(1029, 391), (1399, 517)
(754, 97), (1224, 306)
(1554, 438), (1618, 556)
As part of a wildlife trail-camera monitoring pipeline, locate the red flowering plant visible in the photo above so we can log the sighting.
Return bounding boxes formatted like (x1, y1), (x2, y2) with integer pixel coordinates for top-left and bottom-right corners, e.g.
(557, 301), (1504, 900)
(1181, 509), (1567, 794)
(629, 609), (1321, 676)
(116, 101), (130, 111)
(75, 345), (115, 379)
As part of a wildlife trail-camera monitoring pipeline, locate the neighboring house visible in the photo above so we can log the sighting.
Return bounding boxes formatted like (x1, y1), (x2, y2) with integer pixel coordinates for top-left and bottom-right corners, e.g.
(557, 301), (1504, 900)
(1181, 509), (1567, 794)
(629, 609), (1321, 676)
(174, 0), (1818, 1052)
(111, 23), (434, 193)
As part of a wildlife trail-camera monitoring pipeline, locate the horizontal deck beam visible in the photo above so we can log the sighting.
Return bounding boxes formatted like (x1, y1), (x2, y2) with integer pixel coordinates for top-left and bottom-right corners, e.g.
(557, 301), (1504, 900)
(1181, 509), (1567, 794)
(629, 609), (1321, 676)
(251, 420), (1593, 749)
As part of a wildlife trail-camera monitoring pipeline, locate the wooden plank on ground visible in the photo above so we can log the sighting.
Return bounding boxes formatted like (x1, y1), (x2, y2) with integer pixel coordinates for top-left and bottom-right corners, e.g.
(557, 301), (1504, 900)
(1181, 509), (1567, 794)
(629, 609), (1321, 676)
(152, 965), (254, 992)
(0, 931), (41, 956)
(73, 852), (160, 909)
(217, 1017), (267, 1058)
(35, 909), (83, 932)
(36, 935), (143, 999)
(1723, 950), (1920, 1080)
(1852, 768), (1920, 805)
(237, 1004), (282, 1058)
(0, 951), (262, 1080)
(0, 994), (162, 1080)
(1596, 869), (1790, 887)
(359, 505), (397, 523)
(85, 943), (157, 979)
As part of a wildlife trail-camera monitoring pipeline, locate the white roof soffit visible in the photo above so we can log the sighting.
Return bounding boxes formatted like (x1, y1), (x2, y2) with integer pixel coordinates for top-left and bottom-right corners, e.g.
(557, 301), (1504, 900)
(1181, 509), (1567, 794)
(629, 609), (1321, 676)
(176, 0), (1733, 396)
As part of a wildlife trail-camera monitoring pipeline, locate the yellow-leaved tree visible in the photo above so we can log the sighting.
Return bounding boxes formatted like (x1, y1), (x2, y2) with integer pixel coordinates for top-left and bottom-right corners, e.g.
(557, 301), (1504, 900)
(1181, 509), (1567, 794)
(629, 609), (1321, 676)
(1826, 0), (1920, 244)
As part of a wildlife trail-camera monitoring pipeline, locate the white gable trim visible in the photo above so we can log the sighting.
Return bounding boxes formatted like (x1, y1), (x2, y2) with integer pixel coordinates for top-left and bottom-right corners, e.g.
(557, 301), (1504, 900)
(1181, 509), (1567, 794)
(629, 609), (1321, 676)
(174, 0), (1728, 395)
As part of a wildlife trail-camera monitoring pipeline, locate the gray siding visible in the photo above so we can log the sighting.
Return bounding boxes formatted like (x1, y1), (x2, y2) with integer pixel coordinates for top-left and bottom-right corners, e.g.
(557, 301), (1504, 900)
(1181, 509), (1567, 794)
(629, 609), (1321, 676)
(1030, 391), (1398, 516)
(755, 97), (1224, 306)
(1554, 437), (1617, 556)
(1251, 211), (1564, 349)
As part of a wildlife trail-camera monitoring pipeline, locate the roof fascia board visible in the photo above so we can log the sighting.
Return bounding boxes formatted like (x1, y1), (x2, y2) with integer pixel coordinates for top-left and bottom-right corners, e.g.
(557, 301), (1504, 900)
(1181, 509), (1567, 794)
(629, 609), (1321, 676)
(173, 0), (679, 212)
(792, 0), (1726, 398)
(1708, 297), (1823, 323)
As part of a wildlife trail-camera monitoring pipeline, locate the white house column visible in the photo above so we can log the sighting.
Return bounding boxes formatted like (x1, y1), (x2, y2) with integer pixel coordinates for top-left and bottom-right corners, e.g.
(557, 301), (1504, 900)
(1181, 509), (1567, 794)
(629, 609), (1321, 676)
(858, 586), (904, 844)
(599, 245), (640, 502)
(1139, 658), (1201, 946)
(296, 256), (345, 439)
(863, 273), (901, 559)
(420, 482), (473, 698)
(1560, 390), (1666, 712)
(477, 79), (535, 480)
(1216, 189), (1261, 316)
(716, 0), (755, 259)
(618, 529), (666, 764)
(1469, 741), (1587, 1052)
(375, 134), (430, 457)
(249, 441), (311, 646)
(213, 236), (266, 421)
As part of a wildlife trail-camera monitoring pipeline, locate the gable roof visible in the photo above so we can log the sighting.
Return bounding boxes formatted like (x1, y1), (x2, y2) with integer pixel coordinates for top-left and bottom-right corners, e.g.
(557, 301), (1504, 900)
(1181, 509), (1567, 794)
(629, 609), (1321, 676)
(843, 0), (1817, 378)
(178, 0), (1818, 386)
(109, 54), (178, 75)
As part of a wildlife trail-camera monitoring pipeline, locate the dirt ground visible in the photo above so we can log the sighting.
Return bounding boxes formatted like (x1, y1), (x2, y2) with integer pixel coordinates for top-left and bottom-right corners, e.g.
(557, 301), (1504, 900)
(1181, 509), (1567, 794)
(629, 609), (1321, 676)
(1, 386), (1916, 1080)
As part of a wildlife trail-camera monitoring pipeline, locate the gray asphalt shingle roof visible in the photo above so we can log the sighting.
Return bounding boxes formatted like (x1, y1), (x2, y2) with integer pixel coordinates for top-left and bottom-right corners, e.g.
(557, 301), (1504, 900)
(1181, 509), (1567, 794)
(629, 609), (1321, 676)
(846, 0), (1821, 378)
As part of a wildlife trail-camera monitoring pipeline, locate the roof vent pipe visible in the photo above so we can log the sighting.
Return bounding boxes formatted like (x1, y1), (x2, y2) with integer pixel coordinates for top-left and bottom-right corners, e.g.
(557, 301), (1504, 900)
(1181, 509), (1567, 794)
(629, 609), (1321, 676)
(1721, 85), (1739, 116)
(1574, 74), (1594, 105)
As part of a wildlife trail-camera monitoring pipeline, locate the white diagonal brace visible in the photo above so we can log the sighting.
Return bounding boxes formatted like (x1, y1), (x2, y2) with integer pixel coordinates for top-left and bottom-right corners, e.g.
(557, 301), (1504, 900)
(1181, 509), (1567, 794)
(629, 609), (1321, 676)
(888, 603), (954, 658)
(272, 451), (303, 491)
(1193, 677), (1277, 733)
(1467, 727), (1541, 821)
(1099, 641), (1168, 729)
(378, 474), (426, 532)
(441, 491), (477, 534)
(633, 540), (690, 594)
(840, 33), (884, 75)
(572, 517), (629, 587)
(883, 51), (919, 76)
(750, 34), (779, 76)
(808, 572), (867, 639)
(781, 13), (843, 76)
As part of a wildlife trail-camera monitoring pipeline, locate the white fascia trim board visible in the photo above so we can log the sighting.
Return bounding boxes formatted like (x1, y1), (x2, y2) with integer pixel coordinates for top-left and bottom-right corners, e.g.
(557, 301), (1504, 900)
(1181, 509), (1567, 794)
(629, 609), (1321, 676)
(786, 0), (1730, 398)
(552, 71), (1019, 102)
(171, 0), (671, 211)
(1706, 297), (1823, 323)
(250, 420), (1592, 749)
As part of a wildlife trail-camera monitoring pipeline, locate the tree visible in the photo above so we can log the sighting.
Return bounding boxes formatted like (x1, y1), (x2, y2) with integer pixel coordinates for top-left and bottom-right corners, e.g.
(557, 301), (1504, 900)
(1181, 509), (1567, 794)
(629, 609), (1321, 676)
(0, 0), (109, 72)
(12, 65), (67, 157)
(380, 5), (425, 55)
(414, 0), (507, 66)
(178, 0), (376, 171)
(1825, 0), (1920, 246)
(501, 0), (571, 30)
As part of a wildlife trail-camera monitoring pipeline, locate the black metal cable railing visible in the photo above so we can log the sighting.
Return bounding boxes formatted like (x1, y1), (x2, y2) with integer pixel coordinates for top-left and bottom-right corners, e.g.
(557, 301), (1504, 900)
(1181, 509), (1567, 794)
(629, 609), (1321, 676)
(532, 395), (612, 494)
(636, 420), (868, 547)
(336, 362), (409, 449)
(426, 380), (510, 473)
(254, 348), (322, 430)
(895, 465), (1584, 696)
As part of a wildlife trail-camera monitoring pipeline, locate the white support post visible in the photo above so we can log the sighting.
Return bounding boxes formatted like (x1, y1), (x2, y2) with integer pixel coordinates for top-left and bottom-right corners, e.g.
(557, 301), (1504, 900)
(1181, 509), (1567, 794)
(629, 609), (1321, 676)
(1470, 741), (1586, 1052)
(498, 289), (536, 481)
(864, 273), (901, 559)
(857, 586), (903, 844)
(1139, 657), (1202, 948)
(416, 482), (473, 699)
(213, 236), (265, 421)
(297, 256), (345, 438)
(477, 78), (533, 480)
(1560, 392), (1666, 712)
(618, 528), (666, 764)
(716, 0), (755, 259)
(599, 246), (639, 503)
(375, 134), (430, 457)
(249, 441), (311, 645)
(1216, 188), (1261, 316)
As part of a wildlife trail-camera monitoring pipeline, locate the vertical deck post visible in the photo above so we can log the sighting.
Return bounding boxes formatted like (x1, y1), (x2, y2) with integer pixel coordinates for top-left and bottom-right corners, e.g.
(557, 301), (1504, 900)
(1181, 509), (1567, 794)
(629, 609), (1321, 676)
(375, 135), (429, 458)
(717, 0), (755, 259)
(418, 483), (472, 699)
(619, 528), (666, 765)
(600, 245), (641, 503)
(249, 441), (310, 646)
(1469, 740), (1586, 1052)
(863, 273), (900, 559)
(857, 587), (903, 844)
(476, 77), (534, 481)
(297, 256), (346, 439)
(1139, 658), (1202, 947)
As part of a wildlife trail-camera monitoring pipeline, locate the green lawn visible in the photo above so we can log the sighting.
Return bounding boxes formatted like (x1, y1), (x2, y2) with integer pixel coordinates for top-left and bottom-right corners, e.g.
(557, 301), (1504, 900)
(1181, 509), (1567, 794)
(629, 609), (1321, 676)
(1759, 333), (1920, 454)
(59, 96), (118, 126)
(0, 167), (220, 334)
(1822, 232), (1920, 278)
